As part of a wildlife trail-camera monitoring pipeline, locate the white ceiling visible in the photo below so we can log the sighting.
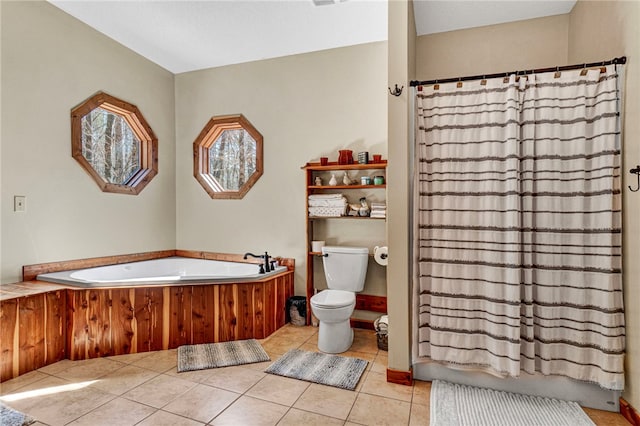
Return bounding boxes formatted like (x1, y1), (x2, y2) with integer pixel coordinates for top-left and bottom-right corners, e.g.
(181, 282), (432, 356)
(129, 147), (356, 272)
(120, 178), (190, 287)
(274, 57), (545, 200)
(48, 0), (576, 74)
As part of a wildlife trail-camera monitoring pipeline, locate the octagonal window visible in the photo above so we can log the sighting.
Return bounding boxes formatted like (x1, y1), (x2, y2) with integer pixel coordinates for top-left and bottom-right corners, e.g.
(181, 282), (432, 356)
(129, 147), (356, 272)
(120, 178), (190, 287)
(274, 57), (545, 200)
(71, 92), (158, 195)
(194, 114), (263, 199)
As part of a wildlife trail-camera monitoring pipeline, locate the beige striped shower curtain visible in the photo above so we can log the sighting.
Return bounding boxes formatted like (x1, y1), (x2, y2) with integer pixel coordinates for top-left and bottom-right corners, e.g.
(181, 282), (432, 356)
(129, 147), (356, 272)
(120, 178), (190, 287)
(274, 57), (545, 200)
(415, 66), (625, 390)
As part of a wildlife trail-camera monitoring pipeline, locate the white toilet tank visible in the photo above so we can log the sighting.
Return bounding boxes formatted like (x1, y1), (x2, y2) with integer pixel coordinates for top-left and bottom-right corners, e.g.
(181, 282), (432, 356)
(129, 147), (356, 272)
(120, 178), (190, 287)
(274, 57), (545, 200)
(321, 246), (369, 292)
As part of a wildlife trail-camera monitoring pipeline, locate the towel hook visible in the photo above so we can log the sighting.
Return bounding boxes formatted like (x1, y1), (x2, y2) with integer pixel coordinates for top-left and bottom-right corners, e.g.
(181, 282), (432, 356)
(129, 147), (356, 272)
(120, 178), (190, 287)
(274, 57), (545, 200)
(629, 165), (640, 192)
(388, 84), (404, 97)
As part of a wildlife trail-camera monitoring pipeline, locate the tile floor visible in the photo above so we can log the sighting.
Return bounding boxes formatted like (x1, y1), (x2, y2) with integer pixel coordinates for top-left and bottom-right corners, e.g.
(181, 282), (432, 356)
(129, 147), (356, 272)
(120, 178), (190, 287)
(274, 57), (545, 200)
(0, 324), (629, 425)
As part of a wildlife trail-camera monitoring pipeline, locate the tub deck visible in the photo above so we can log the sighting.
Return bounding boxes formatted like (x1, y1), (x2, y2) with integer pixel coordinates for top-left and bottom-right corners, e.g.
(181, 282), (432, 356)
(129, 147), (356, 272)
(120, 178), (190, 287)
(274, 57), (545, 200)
(0, 250), (295, 382)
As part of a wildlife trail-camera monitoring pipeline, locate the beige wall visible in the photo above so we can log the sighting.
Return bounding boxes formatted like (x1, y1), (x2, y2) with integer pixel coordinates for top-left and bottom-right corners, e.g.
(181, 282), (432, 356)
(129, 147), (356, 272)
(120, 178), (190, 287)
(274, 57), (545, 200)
(416, 14), (569, 81)
(568, 0), (640, 409)
(0, 1), (176, 283)
(174, 42), (388, 299)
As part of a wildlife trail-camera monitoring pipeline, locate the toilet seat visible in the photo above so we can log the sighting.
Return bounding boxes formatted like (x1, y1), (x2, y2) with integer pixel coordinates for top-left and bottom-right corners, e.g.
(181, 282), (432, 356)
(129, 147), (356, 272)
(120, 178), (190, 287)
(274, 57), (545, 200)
(311, 289), (355, 309)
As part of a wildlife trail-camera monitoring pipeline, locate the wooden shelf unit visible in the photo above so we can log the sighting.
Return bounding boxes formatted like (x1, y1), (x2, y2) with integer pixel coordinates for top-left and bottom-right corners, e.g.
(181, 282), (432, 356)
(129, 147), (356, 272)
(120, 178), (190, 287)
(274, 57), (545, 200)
(302, 160), (388, 326)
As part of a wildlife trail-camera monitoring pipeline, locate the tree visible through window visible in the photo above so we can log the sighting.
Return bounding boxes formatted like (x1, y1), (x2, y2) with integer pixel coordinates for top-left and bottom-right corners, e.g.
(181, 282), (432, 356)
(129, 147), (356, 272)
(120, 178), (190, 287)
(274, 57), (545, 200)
(71, 92), (158, 195)
(209, 129), (257, 191)
(193, 114), (263, 199)
(81, 107), (141, 185)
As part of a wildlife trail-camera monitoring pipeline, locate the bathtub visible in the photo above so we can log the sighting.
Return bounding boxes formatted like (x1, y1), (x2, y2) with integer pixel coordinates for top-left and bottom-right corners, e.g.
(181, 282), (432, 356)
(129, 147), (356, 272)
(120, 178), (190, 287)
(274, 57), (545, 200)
(37, 256), (287, 288)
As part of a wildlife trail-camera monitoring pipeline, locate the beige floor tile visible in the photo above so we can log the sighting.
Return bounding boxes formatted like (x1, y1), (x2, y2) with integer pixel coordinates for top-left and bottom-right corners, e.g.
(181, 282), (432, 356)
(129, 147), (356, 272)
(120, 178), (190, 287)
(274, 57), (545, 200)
(130, 349), (178, 373)
(202, 365), (266, 393)
(293, 383), (357, 420)
(241, 360), (273, 372)
(371, 353), (388, 374)
(340, 350), (377, 368)
(210, 395), (288, 426)
(52, 357), (126, 382)
(354, 370), (369, 392)
(246, 374), (310, 406)
(137, 410), (205, 426)
(409, 402), (430, 426)
(164, 366), (218, 383)
(6, 375), (116, 426)
(108, 351), (152, 364)
(121, 374), (196, 408)
(36, 359), (74, 375)
(261, 337), (304, 356)
(277, 407), (345, 425)
(1, 374), (68, 395)
(347, 393), (411, 426)
(0, 370), (49, 395)
(273, 325), (318, 340)
(361, 371), (413, 402)
(90, 364), (159, 395)
(298, 341), (320, 352)
(349, 331), (380, 355)
(66, 396), (156, 426)
(412, 380), (431, 405)
(162, 383), (239, 423)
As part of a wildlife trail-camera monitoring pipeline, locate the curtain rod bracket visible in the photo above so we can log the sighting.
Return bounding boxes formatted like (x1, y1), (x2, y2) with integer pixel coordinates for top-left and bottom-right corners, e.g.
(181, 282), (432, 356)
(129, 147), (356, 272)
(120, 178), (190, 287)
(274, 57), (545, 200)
(629, 166), (640, 192)
(389, 84), (404, 97)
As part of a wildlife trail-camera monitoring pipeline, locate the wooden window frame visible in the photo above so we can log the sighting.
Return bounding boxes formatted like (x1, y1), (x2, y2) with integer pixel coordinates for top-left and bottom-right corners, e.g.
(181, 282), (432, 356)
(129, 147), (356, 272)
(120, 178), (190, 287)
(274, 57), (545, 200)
(71, 92), (158, 195)
(193, 114), (263, 199)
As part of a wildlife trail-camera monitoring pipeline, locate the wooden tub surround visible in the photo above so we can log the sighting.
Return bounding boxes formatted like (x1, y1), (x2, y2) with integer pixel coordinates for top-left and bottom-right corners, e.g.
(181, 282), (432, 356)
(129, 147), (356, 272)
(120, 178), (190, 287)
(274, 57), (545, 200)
(1, 250), (294, 382)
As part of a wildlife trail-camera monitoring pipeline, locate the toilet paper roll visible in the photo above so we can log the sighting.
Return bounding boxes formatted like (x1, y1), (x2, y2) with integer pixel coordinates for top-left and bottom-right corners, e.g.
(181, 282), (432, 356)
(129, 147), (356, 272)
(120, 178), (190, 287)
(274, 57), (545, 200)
(374, 246), (388, 266)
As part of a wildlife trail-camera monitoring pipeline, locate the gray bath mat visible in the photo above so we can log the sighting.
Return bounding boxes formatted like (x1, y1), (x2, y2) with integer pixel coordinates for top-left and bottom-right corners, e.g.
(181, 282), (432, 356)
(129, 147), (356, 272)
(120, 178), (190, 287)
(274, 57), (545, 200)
(177, 339), (270, 372)
(430, 380), (595, 426)
(264, 349), (368, 390)
(0, 401), (35, 426)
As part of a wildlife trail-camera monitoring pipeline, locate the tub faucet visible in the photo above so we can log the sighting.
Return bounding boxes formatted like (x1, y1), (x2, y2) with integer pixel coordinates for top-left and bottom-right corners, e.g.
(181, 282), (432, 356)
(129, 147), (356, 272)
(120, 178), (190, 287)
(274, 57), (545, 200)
(243, 251), (271, 273)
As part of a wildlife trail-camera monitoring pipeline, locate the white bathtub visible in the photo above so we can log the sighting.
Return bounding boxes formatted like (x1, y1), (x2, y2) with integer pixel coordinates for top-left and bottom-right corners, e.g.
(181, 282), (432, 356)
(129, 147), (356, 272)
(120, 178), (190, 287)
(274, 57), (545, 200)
(36, 256), (287, 288)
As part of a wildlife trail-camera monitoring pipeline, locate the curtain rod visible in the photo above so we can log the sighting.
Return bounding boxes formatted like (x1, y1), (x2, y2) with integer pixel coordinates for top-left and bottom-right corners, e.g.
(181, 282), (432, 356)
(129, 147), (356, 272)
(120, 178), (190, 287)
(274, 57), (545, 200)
(409, 56), (626, 87)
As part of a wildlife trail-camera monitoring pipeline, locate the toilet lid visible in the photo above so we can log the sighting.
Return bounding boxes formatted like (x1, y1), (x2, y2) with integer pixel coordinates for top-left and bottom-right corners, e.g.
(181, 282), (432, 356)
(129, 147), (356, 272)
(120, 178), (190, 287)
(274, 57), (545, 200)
(311, 290), (355, 309)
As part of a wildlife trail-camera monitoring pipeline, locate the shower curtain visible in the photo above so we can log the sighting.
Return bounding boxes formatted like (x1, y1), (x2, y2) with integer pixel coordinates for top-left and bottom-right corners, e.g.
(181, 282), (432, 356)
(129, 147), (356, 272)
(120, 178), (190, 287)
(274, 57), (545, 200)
(415, 65), (625, 390)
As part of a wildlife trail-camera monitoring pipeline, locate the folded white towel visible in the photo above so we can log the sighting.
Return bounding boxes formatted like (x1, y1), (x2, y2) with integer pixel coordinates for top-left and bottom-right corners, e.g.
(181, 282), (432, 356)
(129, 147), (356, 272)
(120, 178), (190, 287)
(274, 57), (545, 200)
(308, 194), (344, 200)
(308, 197), (348, 207)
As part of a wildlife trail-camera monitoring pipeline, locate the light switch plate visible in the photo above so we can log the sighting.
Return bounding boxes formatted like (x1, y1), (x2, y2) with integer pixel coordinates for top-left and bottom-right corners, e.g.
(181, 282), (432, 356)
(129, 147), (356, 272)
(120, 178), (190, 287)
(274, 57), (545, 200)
(14, 196), (26, 212)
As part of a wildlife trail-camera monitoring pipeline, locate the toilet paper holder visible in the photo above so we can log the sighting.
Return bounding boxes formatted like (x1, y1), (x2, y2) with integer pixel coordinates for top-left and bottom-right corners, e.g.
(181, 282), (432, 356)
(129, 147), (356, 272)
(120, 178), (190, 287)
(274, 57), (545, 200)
(374, 246), (388, 259)
(373, 246), (388, 266)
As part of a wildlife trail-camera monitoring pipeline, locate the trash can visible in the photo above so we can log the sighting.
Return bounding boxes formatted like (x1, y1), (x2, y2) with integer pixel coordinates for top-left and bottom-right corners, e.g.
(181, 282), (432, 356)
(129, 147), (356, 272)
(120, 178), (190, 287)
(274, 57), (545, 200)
(286, 296), (307, 326)
(374, 315), (388, 351)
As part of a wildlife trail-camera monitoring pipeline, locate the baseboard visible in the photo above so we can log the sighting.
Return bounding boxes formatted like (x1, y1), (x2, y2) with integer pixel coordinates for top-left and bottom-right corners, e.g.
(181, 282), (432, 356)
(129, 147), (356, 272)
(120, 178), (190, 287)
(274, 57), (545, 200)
(350, 318), (375, 330)
(387, 368), (413, 386)
(620, 398), (640, 425)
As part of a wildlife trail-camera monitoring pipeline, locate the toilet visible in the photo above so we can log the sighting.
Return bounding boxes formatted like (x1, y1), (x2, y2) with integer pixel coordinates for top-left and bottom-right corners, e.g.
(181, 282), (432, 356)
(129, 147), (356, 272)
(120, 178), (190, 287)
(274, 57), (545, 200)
(310, 246), (368, 353)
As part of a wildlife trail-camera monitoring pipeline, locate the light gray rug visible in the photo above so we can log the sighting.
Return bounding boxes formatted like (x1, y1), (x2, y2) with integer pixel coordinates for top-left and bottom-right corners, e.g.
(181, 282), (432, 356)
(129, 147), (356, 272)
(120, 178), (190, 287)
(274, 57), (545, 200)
(264, 349), (368, 390)
(0, 401), (35, 426)
(177, 339), (270, 372)
(430, 380), (595, 426)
